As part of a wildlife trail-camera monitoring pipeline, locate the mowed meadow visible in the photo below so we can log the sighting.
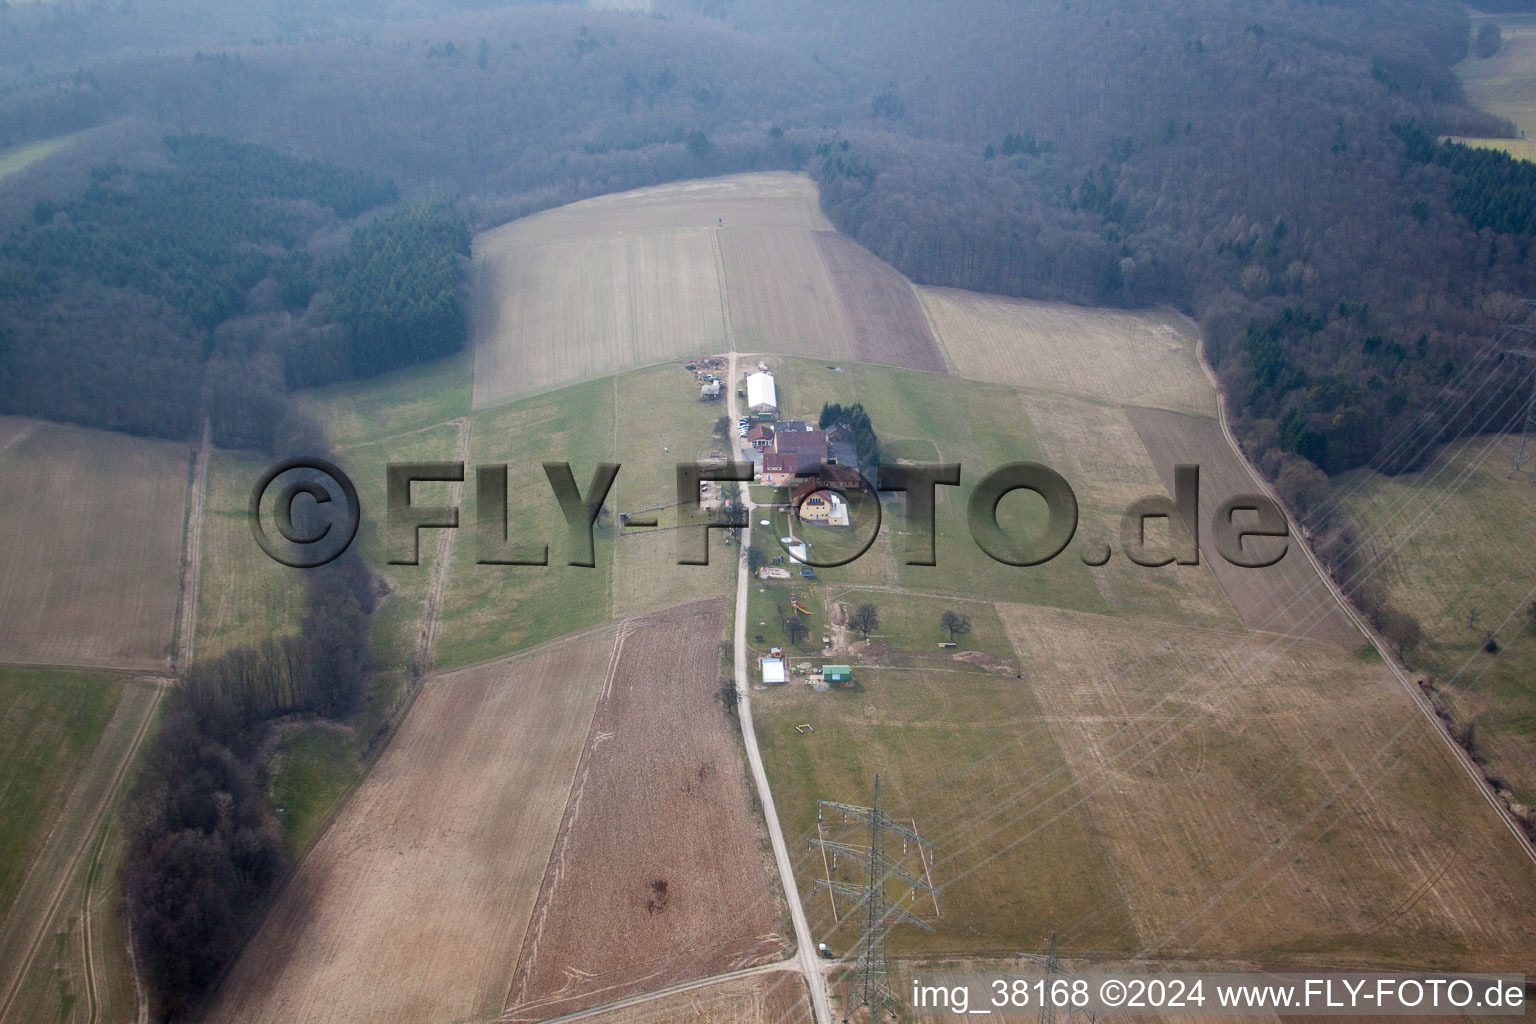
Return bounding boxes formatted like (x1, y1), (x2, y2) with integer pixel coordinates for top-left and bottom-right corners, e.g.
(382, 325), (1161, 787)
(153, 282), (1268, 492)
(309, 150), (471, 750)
(1339, 434), (1536, 803)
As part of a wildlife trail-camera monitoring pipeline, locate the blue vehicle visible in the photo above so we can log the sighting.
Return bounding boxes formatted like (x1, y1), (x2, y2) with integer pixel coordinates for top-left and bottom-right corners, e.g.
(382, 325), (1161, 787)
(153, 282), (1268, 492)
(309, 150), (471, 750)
(800, 567), (816, 578)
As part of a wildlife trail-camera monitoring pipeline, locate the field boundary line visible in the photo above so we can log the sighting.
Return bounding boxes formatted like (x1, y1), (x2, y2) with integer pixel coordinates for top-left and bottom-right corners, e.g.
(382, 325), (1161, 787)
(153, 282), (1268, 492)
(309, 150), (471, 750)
(712, 229), (736, 351)
(170, 415), (211, 676)
(1194, 334), (1536, 866)
(0, 420), (34, 458)
(431, 618), (626, 680)
(911, 286), (960, 373)
(416, 416), (472, 675)
(0, 661), (170, 678)
(502, 622), (630, 1012)
(0, 677), (164, 1024)
(497, 960), (801, 1024)
(472, 351), (722, 414)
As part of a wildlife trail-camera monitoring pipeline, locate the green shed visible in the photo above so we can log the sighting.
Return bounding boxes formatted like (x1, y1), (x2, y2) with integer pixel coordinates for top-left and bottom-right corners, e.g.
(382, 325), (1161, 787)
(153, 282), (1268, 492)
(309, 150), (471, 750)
(822, 664), (852, 683)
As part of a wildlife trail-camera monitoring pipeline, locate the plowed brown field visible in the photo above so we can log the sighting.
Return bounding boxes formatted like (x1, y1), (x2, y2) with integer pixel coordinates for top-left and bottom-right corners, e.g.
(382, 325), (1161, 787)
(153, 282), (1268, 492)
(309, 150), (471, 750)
(816, 232), (946, 373)
(505, 599), (788, 1021)
(206, 626), (621, 1024)
(0, 417), (188, 671)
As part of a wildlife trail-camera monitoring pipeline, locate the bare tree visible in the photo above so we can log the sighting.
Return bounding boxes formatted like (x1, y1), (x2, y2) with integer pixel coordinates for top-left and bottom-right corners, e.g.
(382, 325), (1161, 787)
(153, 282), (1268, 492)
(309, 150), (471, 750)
(780, 605), (810, 646)
(849, 602), (879, 640)
(940, 609), (972, 644)
(1379, 605), (1424, 660)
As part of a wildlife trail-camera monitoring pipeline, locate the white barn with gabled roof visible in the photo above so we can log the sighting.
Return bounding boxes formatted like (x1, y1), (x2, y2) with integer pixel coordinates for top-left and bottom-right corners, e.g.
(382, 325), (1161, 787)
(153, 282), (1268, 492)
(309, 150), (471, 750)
(745, 371), (778, 413)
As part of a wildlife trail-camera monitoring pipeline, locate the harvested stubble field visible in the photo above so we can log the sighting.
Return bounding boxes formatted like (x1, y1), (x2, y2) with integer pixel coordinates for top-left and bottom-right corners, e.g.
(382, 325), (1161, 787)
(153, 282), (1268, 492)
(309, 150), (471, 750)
(206, 626), (621, 1024)
(576, 970), (812, 1024)
(472, 173), (946, 410)
(919, 287), (1214, 416)
(473, 227), (727, 408)
(472, 173), (823, 410)
(1126, 406), (1358, 645)
(995, 603), (1536, 968)
(505, 599), (788, 1021)
(1337, 433), (1536, 801)
(719, 225), (849, 359)
(0, 417), (188, 671)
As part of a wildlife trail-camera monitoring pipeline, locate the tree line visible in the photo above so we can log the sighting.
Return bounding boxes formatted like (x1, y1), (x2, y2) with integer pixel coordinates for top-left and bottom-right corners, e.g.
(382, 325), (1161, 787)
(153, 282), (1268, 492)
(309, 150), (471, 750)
(122, 410), (375, 1021)
(818, 401), (880, 470)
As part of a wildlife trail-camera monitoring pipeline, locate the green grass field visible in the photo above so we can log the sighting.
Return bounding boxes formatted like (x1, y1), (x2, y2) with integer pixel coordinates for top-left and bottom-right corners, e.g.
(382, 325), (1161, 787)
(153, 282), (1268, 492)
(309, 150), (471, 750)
(195, 451), (309, 662)
(436, 362), (733, 668)
(753, 661), (1136, 958)
(300, 352), (473, 450)
(1338, 433), (1536, 801)
(270, 726), (364, 855)
(0, 667), (123, 929)
(331, 422), (465, 671)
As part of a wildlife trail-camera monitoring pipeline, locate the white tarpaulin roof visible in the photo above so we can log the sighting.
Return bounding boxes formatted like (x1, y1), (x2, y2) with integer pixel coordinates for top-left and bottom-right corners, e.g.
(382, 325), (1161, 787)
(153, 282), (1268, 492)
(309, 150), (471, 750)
(745, 371), (777, 410)
(761, 657), (787, 684)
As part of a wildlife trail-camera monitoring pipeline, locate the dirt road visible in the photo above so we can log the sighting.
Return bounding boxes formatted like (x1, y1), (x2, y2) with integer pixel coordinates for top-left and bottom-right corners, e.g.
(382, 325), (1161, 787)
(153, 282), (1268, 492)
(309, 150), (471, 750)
(726, 351), (832, 1024)
(0, 677), (164, 1023)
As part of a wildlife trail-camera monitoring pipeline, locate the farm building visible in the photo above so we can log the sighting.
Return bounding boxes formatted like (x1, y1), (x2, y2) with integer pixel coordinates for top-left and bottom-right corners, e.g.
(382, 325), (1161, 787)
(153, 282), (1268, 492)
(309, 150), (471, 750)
(747, 424), (775, 451)
(822, 665), (852, 684)
(761, 657), (787, 684)
(700, 379), (721, 399)
(790, 466), (863, 508)
(774, 428), (828, 468)
(761, 451), (800, 487)
(746, 371), (778, 414)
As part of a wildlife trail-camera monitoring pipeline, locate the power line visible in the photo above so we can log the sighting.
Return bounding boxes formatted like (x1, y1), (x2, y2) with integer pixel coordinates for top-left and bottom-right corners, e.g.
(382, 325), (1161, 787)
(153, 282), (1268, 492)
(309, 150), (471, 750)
(812, 775), (939, 1021)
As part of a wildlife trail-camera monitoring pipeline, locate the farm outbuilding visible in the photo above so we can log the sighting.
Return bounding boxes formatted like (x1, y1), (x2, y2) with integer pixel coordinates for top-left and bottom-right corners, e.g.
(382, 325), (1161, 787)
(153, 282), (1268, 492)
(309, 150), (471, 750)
(761, 657), (787, 684)
(822, 665), (851, 684)
(700, 379), (721, 399)
(746, 371), (778, 413)
(761, 451), (800, 487)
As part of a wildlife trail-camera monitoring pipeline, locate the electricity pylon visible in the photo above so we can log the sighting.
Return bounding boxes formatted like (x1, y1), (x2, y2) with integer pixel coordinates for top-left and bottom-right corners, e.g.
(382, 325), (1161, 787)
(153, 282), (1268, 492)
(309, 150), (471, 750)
(811, 775), (939, 1021)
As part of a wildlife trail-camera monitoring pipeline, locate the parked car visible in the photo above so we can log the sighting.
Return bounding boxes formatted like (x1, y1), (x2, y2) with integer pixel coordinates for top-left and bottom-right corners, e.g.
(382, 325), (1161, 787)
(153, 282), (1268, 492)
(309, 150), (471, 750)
(800, 567), (816, 578)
